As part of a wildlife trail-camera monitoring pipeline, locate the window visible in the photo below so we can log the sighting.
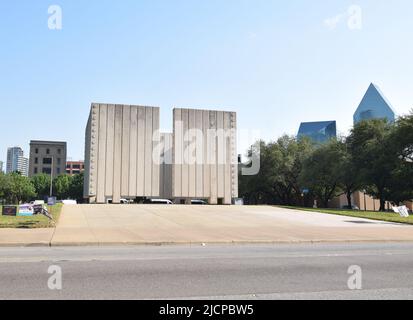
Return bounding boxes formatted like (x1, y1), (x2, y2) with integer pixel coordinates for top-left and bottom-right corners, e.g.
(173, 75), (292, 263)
(57, 168), (61, 175)
(35, 157), (38, 164)
(34, 168), (38, 174)
(73, 164), (80, 169)
(42, 168), (51, 174)
(57, 158), (61, 165)
(57, 149), (61, 154)
(43, 158), (52, 165)
(35, 148), (39, 154)
(46, 149), (50, 155)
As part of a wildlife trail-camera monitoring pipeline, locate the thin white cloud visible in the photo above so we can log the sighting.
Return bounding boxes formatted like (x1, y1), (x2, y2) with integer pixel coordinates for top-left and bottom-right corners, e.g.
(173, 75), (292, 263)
(324, 14), (344, 30)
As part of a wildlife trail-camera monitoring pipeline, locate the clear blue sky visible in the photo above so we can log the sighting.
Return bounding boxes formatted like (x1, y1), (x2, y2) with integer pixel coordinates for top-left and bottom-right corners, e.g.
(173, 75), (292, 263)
(1, 0), (413, 163)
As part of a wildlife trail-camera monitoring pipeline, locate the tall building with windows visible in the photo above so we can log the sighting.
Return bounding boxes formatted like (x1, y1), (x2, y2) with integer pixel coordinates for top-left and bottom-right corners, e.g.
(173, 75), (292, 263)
(66, 161), (85, 176)
(29, 141), (67, 177)
(0, 161), (3, 173)
(354, 83), (395, 124)
(297, 121), (337, 144)
(6, 147), (29, 176)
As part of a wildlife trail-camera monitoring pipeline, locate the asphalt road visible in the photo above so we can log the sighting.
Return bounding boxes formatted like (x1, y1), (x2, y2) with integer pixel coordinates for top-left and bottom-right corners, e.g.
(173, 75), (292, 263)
(0, 243), (413, 300)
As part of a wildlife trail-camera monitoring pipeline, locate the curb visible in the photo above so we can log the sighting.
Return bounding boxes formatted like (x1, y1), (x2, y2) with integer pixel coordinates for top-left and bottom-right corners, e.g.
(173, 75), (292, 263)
(0, 239), (410, 248)
(0, 242), (51, 248)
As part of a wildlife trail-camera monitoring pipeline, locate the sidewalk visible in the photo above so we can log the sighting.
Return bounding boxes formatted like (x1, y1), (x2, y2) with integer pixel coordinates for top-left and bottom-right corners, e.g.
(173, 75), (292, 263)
(1, 205), (413, 247)
(0, 228), (54, 247)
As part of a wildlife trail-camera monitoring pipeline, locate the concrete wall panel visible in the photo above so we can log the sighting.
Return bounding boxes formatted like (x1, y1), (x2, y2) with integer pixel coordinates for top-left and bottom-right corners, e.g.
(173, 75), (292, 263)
(121, 105), (131, 197)
(188, 109), (196, 198)
(172, 109), (181, 198)
(136, 107), (146, 196)
(202, 110), (210, 198)
(172, 108), (237, 204)
(84, 104), (160, 203)
(112, 105), (123, 203)
(195, 111), (204, 198)
(128, 106), (138, 196)
(144, 107), (153, 197)
(152, 108), (160, 197)
(181, 109), (189, 198)
(105, 105), (115, 197)
(97, 104), (107, 204)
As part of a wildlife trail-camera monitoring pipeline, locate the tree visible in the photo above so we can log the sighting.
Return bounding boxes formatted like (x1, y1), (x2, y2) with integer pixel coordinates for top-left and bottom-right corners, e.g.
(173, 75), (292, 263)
(69, 172), (84, 202)
(0, 173), (9, 202)
(239, 136), (314, 206)
(393, 110), (413, 163)
(386, 111), (413, 204)
(269, 135), (314, 206)
(347, 119), (396, 211)
(4, 172), (36, 204)
(337, 138), (362, 208)
(239, 141), (274, 204)
(31, 174), (51, 200)
(299, 140), (343, 208)
(53, 174), (71, 199)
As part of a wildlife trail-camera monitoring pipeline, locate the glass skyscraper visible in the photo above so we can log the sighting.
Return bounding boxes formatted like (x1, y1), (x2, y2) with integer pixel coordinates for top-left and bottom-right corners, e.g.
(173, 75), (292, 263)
(297, 121), (337, 144)
(354, 83), (395, 124)
(6, 147), (29, 176)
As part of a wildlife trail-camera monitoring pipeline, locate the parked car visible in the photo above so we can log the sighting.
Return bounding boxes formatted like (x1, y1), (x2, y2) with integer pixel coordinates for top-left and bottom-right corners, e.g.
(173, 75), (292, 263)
(106, 199), (130, 204)
(144, 199), (173, 205)
(62, 200), (77, 205)
(191, 199), (208, 205)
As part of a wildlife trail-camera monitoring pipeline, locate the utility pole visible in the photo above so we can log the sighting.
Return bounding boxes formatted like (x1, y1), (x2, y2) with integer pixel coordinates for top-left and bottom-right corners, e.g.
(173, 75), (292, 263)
(49, 156), (54, 197)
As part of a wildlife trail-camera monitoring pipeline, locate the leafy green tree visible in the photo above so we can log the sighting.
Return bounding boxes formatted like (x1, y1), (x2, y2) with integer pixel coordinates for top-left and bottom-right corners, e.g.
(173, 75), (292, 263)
(54, 174), (71, 199)
(69, 172), (84, 202)
(336, 138), (362, 208)
(239, 141), (274, 204)
(239, 136), (314, 206)
(299, 140), (343, 208)
(269, 135), (314, 206)
(386, 111), (413, 204)
(347, 119), (397, 211)
(393, 110), (413, 163)
(4, 172), (36, 204)
(0, 172), (9, 202)
(31, 174), (51, 200)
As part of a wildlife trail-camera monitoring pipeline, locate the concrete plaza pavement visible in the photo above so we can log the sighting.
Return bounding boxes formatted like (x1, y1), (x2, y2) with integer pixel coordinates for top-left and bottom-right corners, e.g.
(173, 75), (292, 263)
(50, 205), (413, 246)
(1, 205), (413, 246)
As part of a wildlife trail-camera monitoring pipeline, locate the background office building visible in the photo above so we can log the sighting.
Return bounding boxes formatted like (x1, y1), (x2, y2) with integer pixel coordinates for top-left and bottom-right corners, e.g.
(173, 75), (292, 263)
(297, 121), (337, 144)
(29, 141), (67, 177)
(354, 83), (395, 124)
(84, 104), (160, 204)
(6, 147), (29, 176)
(66, 161), (85, 176)
(0, 161), (3, 173)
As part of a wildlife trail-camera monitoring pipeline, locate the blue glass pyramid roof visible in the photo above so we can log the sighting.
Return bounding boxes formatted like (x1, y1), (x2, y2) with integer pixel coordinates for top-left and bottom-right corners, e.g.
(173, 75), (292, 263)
(297, 121), (337, 144)
(354, 83), (396, 124)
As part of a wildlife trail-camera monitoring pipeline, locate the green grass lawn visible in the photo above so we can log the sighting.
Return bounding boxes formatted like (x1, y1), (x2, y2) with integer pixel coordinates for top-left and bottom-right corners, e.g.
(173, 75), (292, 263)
(279, 206), (413, 225)
(0, 204), (63, 229)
